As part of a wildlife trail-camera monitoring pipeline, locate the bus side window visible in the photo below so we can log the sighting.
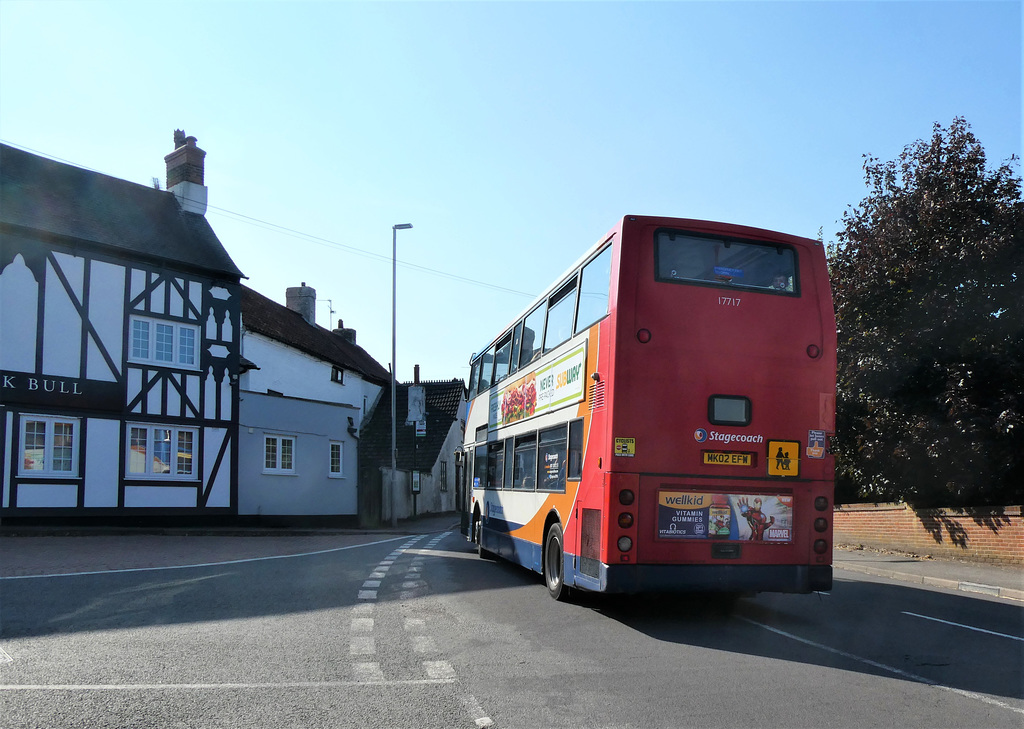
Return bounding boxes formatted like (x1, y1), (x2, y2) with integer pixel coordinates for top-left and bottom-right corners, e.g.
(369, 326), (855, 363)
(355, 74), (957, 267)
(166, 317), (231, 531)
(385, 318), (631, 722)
(478, 346), (495, 393)
(503, 438), (515, 490)
(469, 359), (481, 398)
(543, 278), (578, 352)
(513, 433), (537, 490)
(567, 419), (584, 480)
(519, 306), (545, 370)
(487, 441), (505, 489)
(509, 322), (523, 377)
(538, 425), (567, 493)
(474, 444), (487, 489)
(493, 332), (513, 385)
(575, 245), (612, 334)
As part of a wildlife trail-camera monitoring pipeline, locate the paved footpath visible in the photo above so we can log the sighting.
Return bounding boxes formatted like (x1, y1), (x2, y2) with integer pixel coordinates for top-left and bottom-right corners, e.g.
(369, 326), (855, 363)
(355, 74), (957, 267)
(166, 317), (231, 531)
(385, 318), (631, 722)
(833, 545), (1024, 602)
(1, 516), (1020, 603)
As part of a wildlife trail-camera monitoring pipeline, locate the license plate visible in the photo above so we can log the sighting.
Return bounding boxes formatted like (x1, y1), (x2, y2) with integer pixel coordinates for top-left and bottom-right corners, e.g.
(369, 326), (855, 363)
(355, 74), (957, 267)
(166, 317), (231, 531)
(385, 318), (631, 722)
(702, 451), (753, 467)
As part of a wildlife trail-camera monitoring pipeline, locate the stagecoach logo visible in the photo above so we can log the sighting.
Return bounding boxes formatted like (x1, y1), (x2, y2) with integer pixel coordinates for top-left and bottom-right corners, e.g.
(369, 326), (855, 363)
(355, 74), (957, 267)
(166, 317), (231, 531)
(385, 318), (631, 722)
(694, 428), (765, 445)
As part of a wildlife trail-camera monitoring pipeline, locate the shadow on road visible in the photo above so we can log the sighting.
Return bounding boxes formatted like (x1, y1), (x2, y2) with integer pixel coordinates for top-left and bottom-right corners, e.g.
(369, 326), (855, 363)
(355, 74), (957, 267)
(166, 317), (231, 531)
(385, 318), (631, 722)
(1, 533), (1020, 706)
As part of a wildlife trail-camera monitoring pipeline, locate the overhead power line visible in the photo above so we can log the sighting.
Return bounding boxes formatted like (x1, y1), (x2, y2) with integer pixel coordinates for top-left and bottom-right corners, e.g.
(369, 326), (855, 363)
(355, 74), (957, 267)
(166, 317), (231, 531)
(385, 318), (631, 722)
(1, 139), (536, 299)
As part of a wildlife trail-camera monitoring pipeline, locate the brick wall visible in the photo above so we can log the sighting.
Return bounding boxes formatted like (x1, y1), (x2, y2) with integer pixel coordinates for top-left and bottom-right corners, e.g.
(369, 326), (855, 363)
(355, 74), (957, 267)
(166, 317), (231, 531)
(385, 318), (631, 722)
(833, 503), (1023, 566)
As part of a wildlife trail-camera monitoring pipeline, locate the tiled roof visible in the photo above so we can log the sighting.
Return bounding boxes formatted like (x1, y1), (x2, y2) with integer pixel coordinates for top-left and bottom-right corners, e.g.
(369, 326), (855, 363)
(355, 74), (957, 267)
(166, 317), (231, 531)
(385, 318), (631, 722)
(360, 379), (467, 471)
(0, 143), (243, 279)
(241, 285), (390, 385)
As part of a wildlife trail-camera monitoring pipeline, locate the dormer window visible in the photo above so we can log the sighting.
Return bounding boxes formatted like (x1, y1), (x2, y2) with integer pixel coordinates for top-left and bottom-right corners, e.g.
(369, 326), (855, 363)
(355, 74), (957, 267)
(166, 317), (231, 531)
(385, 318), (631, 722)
(331, 366), (345, 384)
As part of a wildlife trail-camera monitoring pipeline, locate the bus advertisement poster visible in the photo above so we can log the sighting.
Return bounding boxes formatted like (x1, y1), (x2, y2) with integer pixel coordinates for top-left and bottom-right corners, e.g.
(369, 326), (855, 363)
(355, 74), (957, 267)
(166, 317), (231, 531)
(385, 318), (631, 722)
(657, 492), (793, 542)
(490, 344), (587, 429)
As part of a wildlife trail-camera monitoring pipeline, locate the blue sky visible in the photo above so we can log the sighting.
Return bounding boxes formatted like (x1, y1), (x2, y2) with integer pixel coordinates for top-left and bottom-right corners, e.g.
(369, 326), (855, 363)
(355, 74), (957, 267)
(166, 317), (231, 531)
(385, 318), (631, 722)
(1, 1), (1020, 384)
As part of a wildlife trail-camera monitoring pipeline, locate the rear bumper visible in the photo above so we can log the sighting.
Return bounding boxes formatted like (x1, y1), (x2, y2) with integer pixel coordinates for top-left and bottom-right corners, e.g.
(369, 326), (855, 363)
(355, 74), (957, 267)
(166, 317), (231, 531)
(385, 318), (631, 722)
(597, 563), (832, 594)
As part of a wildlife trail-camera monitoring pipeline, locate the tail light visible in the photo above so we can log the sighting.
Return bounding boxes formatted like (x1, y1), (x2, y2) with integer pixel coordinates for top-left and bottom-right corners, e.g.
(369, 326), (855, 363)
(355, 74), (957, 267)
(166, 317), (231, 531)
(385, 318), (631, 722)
(618, 512), (634, 529)
(618, 536), (633, 552)
(814, 518), (829, 532)
(619, 489), (635, 506)
(813, 539), (829, 555)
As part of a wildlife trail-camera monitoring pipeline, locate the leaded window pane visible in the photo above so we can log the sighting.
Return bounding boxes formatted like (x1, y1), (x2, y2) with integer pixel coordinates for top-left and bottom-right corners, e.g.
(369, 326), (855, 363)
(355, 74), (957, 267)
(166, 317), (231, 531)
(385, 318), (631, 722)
(130, 427), (147, 474)
(177, 431), (194, 475)
(132, 320), (150, 359)
(179, 327), (196, 366)
(23, 420), (46, 471)
(155, 323), (174, 362)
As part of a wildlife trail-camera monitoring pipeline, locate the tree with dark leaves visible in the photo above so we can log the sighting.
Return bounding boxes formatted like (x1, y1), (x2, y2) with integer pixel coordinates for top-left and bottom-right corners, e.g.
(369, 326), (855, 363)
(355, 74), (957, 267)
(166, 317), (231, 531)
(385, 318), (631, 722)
(829, 118), (1024, 507)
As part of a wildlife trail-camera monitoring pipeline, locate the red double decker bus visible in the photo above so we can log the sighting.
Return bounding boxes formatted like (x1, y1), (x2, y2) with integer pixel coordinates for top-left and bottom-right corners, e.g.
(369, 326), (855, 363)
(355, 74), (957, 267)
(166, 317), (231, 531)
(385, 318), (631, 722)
(458, 215), (836, 600)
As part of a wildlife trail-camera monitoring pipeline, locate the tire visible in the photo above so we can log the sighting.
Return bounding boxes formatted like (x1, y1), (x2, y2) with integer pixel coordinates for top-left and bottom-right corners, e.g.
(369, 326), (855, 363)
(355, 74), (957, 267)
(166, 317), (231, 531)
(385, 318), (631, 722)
(475, 514), (496, 561)
(544, 522), (569, 601)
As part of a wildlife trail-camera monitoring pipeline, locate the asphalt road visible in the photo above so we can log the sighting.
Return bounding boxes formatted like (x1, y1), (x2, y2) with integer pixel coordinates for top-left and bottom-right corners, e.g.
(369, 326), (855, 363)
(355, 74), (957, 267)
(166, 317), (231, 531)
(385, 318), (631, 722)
(0, 530), (1021, 728)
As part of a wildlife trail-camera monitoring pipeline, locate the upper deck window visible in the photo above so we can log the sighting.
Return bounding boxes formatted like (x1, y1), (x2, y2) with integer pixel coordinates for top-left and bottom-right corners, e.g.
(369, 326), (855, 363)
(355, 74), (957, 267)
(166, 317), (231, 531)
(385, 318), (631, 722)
(519, 305), (545, 369)
(575, 245), (612, 334)
(493, 332), (514, 385)
(543, 278), (578, 352)
(655, 231), (798, 295)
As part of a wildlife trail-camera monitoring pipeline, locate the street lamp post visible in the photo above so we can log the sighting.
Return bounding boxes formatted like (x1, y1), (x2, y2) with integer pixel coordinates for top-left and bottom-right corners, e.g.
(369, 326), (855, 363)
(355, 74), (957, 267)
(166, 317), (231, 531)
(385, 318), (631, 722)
(391, 223), (412, 528)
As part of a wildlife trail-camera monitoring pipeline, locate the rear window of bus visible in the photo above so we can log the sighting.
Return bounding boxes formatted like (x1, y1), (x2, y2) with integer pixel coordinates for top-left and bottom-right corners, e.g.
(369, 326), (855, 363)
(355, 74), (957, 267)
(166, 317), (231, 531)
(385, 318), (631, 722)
(654, 229), (799, 295)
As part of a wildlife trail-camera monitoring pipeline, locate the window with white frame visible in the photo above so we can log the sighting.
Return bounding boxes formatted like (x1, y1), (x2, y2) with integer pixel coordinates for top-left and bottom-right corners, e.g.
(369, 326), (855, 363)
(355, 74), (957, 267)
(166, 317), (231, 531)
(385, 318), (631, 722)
(264, 434), (296, 474)
(19, 415), (79, 476)
(127, 424), (198, 479)
(329, 441), (344, 478)
(129, 315), (200, 369)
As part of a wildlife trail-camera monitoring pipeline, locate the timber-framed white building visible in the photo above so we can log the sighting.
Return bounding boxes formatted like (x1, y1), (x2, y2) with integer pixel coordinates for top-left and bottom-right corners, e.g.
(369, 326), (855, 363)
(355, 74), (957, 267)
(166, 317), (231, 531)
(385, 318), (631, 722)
(0, 134), (244, 522)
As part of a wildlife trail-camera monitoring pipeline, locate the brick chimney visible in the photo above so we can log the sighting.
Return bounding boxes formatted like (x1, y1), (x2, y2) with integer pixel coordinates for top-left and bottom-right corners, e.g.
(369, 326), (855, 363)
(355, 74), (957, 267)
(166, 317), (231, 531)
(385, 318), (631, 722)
(164, 129), (208, 215)
(332, 319), (357, 344)
(286, 282), (316, 325)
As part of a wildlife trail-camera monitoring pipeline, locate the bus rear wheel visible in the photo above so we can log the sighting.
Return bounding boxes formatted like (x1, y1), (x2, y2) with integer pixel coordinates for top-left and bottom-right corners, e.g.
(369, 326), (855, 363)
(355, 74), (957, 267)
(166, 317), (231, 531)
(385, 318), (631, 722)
(544, 522), (569, 601)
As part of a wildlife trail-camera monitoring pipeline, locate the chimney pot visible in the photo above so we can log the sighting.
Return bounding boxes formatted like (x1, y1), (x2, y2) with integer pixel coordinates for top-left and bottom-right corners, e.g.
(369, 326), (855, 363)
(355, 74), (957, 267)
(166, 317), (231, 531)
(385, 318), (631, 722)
(333, 319), (356, 344)
(164, 129), (208, 214)
(286, 283), (317, 325)
(414, 364), (420, 384)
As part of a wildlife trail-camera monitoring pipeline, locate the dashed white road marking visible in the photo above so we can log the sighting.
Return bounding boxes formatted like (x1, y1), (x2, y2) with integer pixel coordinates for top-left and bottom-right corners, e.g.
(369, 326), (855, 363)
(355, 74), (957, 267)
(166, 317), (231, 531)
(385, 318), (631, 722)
(423, 661), (456, 680)
(352, 662), (385, 683)
(348, 530), (493, 725)
(461, 694), (495, 728)
(349, 637), (375, 656)
(412, 636), (437, 654)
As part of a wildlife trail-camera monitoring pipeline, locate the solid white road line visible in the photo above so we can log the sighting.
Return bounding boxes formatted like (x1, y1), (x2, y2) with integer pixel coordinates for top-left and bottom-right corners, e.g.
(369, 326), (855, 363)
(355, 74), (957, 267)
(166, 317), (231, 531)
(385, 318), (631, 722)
(902, 611), (1024, 642)
(0, 679), (456, 691)
(737, 616), (1024, 716)
(0, 535), (414, 581)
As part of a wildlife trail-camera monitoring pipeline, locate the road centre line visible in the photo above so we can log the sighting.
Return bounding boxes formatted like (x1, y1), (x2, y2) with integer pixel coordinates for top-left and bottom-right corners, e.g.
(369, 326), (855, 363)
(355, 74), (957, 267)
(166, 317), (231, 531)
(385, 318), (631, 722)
(0, 535), (416, 581)
(902, 611), (1024, 642)
(737, 616), (1024, 716)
